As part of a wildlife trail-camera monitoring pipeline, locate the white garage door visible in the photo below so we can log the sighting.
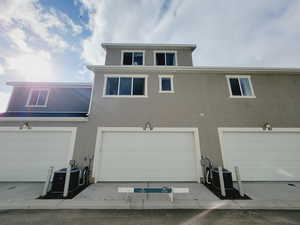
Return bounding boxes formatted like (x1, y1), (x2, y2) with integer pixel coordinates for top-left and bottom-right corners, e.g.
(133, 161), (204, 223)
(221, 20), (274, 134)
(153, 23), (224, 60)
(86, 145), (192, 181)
(0, 127), (76, 181)
(94, 128), (202, 182)
(219, 128), (300, 181)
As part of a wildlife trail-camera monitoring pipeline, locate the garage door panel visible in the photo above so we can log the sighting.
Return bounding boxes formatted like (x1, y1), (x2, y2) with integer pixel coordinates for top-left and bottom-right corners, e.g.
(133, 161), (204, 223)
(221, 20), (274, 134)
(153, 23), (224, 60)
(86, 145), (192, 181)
(221, 130), (300, 181)
(237, 167), (298, 181)
(0, 128), (75, 181)
(98, 130), (199, 181)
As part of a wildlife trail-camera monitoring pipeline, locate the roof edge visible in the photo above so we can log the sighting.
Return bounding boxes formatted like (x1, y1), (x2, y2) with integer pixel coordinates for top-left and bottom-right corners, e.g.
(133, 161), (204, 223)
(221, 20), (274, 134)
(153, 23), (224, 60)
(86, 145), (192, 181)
(101, 43), (197, 51)
(7, 82), (92, 88)
(0, 117), (88, 122)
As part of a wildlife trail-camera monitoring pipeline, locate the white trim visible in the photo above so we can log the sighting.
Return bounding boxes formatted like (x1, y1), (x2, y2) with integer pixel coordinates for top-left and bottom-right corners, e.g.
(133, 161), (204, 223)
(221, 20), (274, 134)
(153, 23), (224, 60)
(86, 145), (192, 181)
(6, 110), (89, 113)
(92, 127), (103, 179)
(193, 127), (202, 182)
(0, 126), (77, 167)
(25, 88), (50, 107)
(0, 117), (88, 122)
(5, 86), (14, 112)
(7, 82), (92, 88)
(121, 50), (145, 66)
(68, 127), (77, 166)
(102, 43), (197, 50)
(87, 80), (94, 115)
(87, 65), (300, 75)
(158, 75), (175, 93)
(103, 74), (149, 78)
(219, 127), (300, 133)
(93, 127), (202, 183)
(226, 75), (256, 98)
(153, 51), (177, 66)
(103, 74), (148, 98)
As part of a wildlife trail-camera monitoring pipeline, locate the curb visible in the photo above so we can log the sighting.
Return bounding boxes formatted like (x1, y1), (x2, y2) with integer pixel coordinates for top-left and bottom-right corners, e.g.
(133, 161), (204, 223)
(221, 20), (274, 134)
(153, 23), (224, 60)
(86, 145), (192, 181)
(1, 200), (300, 210)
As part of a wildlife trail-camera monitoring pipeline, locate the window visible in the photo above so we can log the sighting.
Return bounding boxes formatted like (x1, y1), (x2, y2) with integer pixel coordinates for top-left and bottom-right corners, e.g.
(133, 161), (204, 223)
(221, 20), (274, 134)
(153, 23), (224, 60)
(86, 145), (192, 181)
(26, 88), (50, 107)
(159, 75), (174, 93)
(154, 51), (176, 66)
(104, 75), (148, 97)
(226, 75), (255, 97)
(122, 51), (144, 65)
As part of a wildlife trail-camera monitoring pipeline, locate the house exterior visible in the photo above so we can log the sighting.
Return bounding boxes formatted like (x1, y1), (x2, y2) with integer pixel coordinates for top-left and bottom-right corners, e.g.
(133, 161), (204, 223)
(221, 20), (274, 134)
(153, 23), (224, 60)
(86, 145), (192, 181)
(1, 43), (300, 182)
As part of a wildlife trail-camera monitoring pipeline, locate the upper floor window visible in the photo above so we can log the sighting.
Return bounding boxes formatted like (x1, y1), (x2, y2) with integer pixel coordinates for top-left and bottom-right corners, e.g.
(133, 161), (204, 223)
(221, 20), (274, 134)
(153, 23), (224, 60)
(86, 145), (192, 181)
(103, 75), (148, 97)
(159, 75), (174, 93)
(122, 51), (144, 65)
(154, 51), (177, 66)
(226, 75), (255, 98)
(26, 88), (50, 107)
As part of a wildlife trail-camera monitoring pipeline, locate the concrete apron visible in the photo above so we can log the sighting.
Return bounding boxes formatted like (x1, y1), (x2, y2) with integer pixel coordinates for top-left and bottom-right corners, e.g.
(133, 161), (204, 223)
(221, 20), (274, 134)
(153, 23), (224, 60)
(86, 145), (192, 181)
(0, 182), (300, 210)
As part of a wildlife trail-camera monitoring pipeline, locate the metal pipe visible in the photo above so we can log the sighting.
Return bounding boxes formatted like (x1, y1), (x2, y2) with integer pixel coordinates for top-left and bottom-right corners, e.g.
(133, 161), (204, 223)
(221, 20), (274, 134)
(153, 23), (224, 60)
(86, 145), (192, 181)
(218, 167), (226, 197)
(41, 166), (54, 197)
(234, 166), (244, 197)
(169, 186), (174, 202)
(206, 169), (211, 184)
(63, 165), (71, 198)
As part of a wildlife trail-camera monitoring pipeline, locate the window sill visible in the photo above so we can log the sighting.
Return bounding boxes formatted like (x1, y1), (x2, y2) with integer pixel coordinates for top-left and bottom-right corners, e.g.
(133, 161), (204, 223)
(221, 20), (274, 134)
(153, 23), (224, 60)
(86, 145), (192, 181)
(229, 95), (256, 99)
(159, 90), (175, 94)
(102, 95), (148, 98)
(25, 105), (48, 108)
(155, 65), (177, 67)
(121, 64), (145, 66)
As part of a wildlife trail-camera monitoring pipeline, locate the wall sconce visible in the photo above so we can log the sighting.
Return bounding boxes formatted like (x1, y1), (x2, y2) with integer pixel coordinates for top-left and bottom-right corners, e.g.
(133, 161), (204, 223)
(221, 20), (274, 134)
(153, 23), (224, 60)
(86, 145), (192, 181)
(19, 121), (32, 130)
(262, 122), (272, 131)
(143, 121), (153, 131)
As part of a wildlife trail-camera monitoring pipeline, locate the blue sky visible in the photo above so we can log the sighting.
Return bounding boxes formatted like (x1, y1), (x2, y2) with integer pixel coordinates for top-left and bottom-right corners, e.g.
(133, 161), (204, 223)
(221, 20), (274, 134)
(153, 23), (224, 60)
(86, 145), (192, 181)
(0, 0), (300, 111)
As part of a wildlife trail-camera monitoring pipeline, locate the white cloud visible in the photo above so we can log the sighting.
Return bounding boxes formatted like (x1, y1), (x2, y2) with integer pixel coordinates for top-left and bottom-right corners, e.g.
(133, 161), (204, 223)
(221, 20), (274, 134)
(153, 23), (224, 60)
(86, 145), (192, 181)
(79, 0), (300, 67)
(7, 28), (33, 53)
(0, 92), (10, 112)
(0, 64), (4, 75)
(0, 0), (83, 52)
(56, 10), (83, 36)
(5, 50), (54, 81)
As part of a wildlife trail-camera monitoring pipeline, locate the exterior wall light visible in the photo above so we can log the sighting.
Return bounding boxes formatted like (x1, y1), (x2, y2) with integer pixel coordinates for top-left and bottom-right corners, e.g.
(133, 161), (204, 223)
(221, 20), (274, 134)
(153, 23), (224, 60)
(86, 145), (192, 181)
(262, 122), (272, 131)
(143, 121), (153, 131)
(19, 121), (32, 130)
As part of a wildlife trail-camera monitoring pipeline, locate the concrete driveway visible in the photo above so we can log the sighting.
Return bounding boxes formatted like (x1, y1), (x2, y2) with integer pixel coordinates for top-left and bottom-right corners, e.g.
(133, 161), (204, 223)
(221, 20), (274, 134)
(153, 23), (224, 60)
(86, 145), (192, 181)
(1, 182), (300, 210)
(74, 182), (219, 201)
(0, 182), (43, 203)
(241, 182), (300, 200)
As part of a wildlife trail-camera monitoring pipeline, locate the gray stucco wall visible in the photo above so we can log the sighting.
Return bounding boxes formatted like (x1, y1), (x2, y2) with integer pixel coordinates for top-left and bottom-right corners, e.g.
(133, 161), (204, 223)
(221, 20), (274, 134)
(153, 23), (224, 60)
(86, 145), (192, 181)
(86, 71), (300, 167)
(7, 87), (91, 112)
(1, 71), (300, 176)
(105, 48), (193, 66)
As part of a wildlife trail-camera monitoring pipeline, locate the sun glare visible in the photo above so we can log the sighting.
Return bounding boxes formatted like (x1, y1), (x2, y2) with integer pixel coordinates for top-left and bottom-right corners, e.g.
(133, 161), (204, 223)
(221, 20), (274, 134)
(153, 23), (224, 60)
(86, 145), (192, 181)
(7, 52), (54, 81)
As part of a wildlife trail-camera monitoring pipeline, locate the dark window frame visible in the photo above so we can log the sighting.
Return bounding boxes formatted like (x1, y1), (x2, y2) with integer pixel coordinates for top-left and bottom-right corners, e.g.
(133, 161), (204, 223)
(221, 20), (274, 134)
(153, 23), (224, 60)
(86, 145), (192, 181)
(121, 51), (144, 66)
(104, 75), (148, 97)
(154, 51), (177, 66)
(159, 75), (174, 93)
(226, 75), (255, 98)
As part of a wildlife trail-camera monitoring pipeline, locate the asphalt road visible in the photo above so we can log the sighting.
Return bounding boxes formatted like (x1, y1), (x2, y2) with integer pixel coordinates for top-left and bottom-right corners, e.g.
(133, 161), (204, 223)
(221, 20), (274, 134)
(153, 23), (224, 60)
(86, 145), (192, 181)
(0, 209), (299, 225)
